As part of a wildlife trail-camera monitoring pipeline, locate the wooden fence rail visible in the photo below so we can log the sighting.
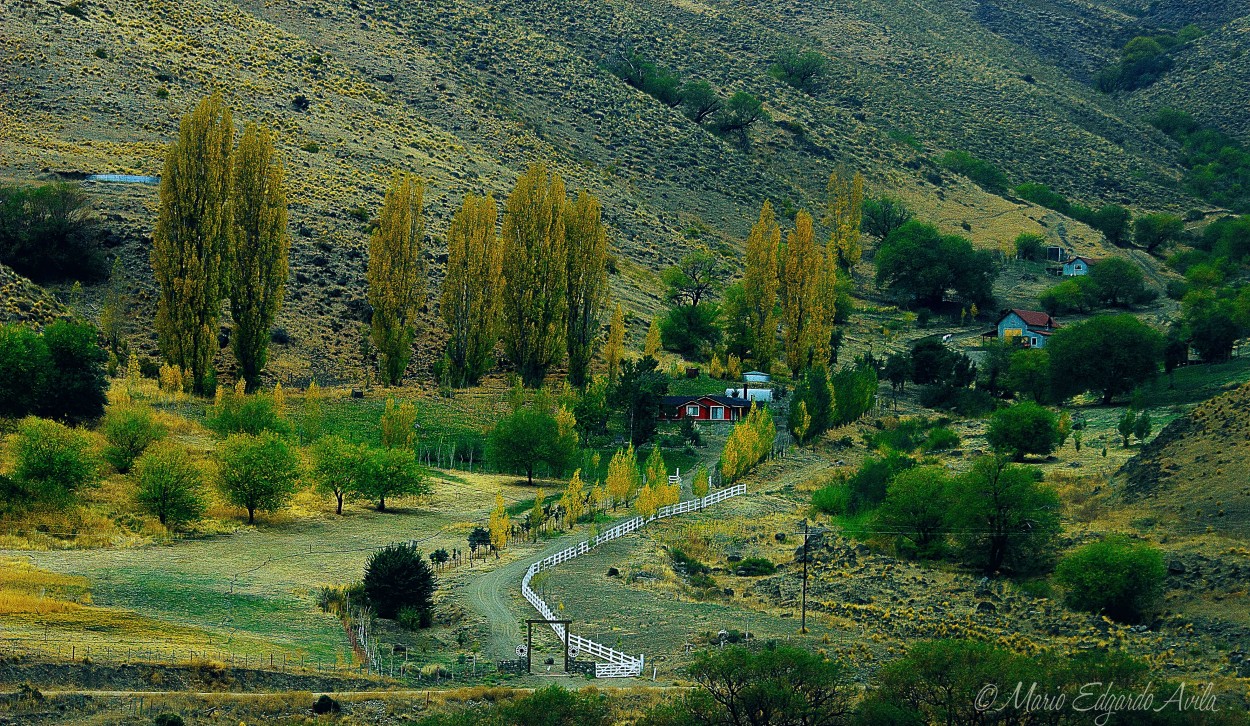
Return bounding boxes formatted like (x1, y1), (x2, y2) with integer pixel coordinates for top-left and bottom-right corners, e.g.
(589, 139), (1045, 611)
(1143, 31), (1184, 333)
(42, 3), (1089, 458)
(519, 483), (746, 677)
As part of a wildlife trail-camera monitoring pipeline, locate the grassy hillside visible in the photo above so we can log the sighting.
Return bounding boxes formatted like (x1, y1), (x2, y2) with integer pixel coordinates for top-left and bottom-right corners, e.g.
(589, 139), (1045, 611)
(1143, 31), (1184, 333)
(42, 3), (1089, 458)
(0, 0), (1215, 380)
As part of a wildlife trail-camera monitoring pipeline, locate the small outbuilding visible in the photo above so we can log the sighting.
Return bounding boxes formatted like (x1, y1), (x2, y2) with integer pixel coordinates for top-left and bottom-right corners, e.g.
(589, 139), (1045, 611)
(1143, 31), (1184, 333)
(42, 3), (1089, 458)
(1062, 255), (1098, 276)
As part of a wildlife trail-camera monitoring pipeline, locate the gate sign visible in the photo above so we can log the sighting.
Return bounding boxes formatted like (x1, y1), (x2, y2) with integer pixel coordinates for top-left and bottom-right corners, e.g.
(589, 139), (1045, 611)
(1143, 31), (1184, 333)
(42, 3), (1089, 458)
(516, 644), (528, 657)
(568, 646), (580, 659)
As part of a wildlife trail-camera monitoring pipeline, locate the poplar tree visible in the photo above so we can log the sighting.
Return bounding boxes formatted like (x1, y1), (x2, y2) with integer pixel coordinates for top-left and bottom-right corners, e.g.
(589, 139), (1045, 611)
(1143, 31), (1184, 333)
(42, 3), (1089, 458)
(604, 303), (626, 383)
(564, 190), (610, 389)
(152, 93), (234, 393)
(440, 193), (502, 387)
(743, 201), (781, 370)
(561, 469), (586, 529)
(826, 169), (864, 275)
(781, 210), (823, 375)
(501, 162), (567, 387)
(228, 123), (289, 391)
(488, 492), (510, 554)
(605, 444), (639, 508)
(644, 316), (662, 358)
(368, 171), (426, 386)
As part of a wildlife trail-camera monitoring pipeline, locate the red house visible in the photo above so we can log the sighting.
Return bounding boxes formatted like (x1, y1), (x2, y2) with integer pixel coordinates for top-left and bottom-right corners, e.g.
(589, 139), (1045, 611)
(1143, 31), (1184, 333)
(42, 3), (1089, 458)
(660, 395), (751, 422)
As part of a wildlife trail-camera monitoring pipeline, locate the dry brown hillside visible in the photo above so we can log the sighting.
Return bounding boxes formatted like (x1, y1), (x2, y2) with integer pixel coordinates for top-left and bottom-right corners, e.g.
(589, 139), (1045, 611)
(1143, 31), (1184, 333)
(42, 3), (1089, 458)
(0, 0), (1215, 380)
(1118, 381), (1250, 539)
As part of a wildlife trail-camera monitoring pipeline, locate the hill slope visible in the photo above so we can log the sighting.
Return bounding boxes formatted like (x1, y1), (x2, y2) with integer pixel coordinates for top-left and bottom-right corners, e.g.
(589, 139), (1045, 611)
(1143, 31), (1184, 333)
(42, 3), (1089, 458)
(0, 0), (1223, 379)
(1118, 382), (1250, 539)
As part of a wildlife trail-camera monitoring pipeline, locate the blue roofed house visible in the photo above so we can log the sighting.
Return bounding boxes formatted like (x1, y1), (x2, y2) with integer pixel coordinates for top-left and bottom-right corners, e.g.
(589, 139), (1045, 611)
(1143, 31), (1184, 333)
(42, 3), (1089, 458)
(996, 309), (1061, 349)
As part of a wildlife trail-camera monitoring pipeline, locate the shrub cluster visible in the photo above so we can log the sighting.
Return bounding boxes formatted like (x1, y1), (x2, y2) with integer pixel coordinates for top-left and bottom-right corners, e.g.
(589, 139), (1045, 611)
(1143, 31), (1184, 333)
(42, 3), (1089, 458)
(0, 182), (106, 282)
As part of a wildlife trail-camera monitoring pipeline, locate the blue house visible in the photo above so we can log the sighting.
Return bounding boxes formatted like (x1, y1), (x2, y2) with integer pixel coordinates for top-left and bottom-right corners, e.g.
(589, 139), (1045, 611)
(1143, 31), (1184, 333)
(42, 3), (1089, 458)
(996, 309), (1061, 349)
(1062, 255), (1098, 276)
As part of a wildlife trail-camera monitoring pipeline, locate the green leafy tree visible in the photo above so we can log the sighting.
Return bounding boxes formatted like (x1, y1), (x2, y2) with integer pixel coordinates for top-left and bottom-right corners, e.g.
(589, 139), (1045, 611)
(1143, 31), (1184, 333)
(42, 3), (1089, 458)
(714, 92), (768, 135)
(1005, 348), (1051, 403)
(228, 122), (289, 391)
(1089, 257), (1149, 307)
(102, 404), (166, 473)
(152, 93), (234, 393)
(1056, 536), (1166, 623)
(39, 320), (108, 423)
(1039, 276), (1096, 315)
(354, 445), (429, 511)
(0, 182), (105, 282)
(877, 467), (952, 558)
(679, 80), (722, 124)
(609, 355), (669, 444)
(367, 171), (426, 386)
(363, 542), (436, 620)
(876, 221), (996, 309)
(847, 451), (915, 513)
(1133, 411), (1152, 444)
(310, 435), (363, 515)
(1014, 232), (1045, 261)
(205, 386), (290, 436)
(788, 363), (833, 444)
(1092, 205), (1133, 247)
(1118, 409), (1138, 447)
(216, 431), (300, 524)
(985, 402), (1059, 461)
(486, 404), (578, 484)
(1133, 212), (1184, 253)
(950, 456), (1060, 575)
(134, 442), (205, 528)
(770, 49), (827, 92)
(1047, 315), (1163, 404)
(861, 196), (912, 240)
(0, 324), (50, 419)
(12, 417), (99, 508)
(940, 151), (1009, 193)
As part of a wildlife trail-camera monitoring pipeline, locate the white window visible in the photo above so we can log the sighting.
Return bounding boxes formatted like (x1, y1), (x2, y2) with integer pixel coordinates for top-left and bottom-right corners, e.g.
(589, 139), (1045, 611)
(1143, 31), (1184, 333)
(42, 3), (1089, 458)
(686, 404), (700, 416)
(711, 406), (725, 420)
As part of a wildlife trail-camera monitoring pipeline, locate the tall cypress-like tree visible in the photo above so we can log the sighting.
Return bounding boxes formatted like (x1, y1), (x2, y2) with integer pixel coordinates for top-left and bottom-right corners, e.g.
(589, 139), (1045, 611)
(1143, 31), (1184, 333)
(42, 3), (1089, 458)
(228, 123), (289, 391)
(152, 93), (234, 393)
(781, 210), (823, 375)
(440, 193), (502, 387)
(604, 303), (626, 383)
(564, 190), (609, 389)
(742, 201), (781, 371)
(368, 171), (426, 386)
(501, 162), (567, 387)
(826, 169), (864, 275)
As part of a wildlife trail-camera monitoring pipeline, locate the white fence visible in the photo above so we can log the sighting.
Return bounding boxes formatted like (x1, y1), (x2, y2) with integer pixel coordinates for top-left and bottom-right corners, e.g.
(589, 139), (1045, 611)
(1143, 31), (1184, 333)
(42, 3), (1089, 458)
(520, 483), (747, 677)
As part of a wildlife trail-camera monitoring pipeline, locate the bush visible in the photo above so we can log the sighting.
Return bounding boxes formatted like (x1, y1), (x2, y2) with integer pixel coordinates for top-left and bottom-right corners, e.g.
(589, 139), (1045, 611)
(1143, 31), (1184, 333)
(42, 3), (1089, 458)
(669, 547), (710, 575)
(102, 405), (166, 473)
(811, 480), (851, 515)
(312, 695), (341, 715)
(0, 182), (106, 282)
(985, 402), (1058, 461)
(1055, 536), (1165, 623)
(939, 151), (1009, 194)
(397, 605), (433, 630)
(39, 321), (108, 423)
(153, 714), (185, 726)
(205, 388), (290, 436)
(1013, 232), (1046, 261)
(877, 222), (997, 309)
(734, 557), (776, 576)
(215, 431), (299, 524)
(769, 49), (827, 92)
(0, 324), (50, 419)
(877, 467), (952, 559)
(923, 426), (960, 452)
(847, 451), (915, 513)
(12, 417), (99, 508)
(364, 542), (436, 620)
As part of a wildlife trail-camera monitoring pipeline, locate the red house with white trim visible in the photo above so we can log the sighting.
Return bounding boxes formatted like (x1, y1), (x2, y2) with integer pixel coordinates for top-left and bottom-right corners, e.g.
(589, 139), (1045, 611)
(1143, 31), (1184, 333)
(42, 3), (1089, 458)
(660, 395), (751, 422)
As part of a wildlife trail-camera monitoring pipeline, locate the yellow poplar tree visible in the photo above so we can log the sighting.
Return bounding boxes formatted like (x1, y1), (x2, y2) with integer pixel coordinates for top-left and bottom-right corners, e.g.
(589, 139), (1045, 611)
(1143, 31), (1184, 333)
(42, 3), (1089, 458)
(561, 469), (586, 529)
(272, 382), (286, 416)
(441, 192), (502, 387)
(590, 482), (609, 514)
(793, 400), (811, 445)
(501, 162), (568, 387)
(692, 464), (710, 500)
(605, 444), (639, 508)
(488, 492), (510, 553)
(826, 169), (864, 275)
(152, 93), (233, 393)
(635, 483), (659, 518)
(782, 210), (824, 375)
(228, 122), (289, 391)
(644, 316), (662, 358)
(531, 487), (546, 538)
(644, 445), (667, 488)
(300, 380), (324, 443)
(743, 201), (781, 370)
(368, 171), (426, 386)
(564, 190), (609, 389)
(380, 398), (417, 449)
(604, 303), (626, 384)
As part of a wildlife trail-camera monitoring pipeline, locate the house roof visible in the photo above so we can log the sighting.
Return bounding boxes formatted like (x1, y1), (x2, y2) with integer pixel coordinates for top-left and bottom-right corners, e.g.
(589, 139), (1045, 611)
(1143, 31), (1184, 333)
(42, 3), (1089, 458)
(1064, 255), (1100, 265)
(1001, 308), (1060, 329)
(662, 394), (752, 408)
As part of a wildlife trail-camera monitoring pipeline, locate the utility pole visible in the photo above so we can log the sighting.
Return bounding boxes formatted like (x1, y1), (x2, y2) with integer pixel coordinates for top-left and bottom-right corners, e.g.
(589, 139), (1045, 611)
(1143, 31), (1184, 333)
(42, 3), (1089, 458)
(793, 520), (826, 634)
